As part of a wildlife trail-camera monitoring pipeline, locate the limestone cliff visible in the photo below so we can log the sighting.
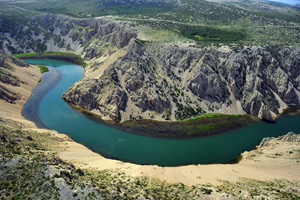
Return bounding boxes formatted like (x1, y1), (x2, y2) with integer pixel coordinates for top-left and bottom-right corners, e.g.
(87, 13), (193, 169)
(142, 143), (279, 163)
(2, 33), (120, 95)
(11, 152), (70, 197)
(64, 42), (300, 122)
(0, 14), (136, 58)
(1, 14), (300, 122)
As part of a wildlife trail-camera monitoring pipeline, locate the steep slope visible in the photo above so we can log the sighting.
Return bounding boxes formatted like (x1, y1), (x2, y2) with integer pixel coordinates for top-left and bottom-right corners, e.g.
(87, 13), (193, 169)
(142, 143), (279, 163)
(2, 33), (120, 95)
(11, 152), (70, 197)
(0, 44), (299, 200)
(1, 117), (300, 199)
(63, 42), (300, 122)
(0, 53), (41, 125)
(220, 46), (300, 120)
(1, 13), (300, 122)
(0, 14), (136, 56)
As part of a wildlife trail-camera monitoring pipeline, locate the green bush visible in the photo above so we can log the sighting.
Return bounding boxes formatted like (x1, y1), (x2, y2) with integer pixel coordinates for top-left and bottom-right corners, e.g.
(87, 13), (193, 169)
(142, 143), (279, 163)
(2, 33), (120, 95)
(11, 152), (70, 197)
(37, 66), (49, 73)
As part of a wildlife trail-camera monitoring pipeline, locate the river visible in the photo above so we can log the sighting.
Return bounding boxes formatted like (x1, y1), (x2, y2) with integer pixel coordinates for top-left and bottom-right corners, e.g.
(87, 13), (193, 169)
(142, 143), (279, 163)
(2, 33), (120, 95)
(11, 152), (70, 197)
(22, 59), (300, 166)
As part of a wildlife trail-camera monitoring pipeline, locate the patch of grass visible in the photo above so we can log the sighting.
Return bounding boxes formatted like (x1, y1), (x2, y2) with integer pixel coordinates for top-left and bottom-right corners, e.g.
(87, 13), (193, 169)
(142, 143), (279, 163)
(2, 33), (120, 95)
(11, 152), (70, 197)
(37, 65), (49, 73)
(196, 124), (216, 131)
(194, 35), (204, 40)
(69, 99), (258, 138)
(185, 113), (240, 121)
(179, 124), (216, 132)
(82, 112), (259, 138)
(180, 26), (246, 42)
(13, 52), (37, 57)
(175, 104), (204, 120)
(35, 65), (48, 83)
(13, 52), (86, 66)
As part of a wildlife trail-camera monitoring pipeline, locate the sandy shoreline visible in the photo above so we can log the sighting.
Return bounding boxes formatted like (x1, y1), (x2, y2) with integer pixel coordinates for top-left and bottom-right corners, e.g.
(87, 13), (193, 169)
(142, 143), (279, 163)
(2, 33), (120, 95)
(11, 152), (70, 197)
(22, 66), (63, 128)
(0, 60), (41, 127)
(1, 61), (300, 187)
(58, 137), (300, 186)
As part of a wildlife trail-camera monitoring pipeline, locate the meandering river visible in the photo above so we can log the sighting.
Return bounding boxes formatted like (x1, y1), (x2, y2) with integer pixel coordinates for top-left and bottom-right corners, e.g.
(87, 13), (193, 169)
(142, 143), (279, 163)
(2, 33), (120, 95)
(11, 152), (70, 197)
(23, 59), (300, 166)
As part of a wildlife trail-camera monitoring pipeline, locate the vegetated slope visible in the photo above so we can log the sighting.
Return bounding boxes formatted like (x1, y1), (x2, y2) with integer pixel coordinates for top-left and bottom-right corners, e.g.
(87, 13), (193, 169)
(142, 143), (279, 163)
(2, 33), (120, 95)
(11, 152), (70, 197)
(2, 0), (300, 45)
(1, 117), (300, 199)
(0, 1), (300, 122)
(0, 13), (136, 55)
(0, 38), (299, 200)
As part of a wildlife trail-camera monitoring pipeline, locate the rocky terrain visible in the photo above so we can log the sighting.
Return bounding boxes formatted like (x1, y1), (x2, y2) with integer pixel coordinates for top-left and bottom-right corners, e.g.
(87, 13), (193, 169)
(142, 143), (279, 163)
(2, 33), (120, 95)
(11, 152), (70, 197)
(1, 116), (300, 199)
(1, 11), (300, 122)
(0, 54), (299, 199)
(63, 42), (300, 122)
(0, 1), (300, 198)
(0, 14), (136, 56)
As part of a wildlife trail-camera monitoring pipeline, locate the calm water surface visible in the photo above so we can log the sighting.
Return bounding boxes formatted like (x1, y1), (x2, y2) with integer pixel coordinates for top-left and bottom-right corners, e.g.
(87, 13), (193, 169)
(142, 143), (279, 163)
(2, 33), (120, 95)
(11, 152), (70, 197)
(23, 59), (300, 166)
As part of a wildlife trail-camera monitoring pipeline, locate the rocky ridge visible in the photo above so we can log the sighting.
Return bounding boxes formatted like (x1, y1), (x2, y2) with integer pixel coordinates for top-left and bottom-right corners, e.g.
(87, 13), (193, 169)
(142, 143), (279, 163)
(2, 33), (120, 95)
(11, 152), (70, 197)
(64, 42), (300, 122)
(0, 14), (136, 58)
(0, 54), (299, 199)
(1, 14), (300, 122)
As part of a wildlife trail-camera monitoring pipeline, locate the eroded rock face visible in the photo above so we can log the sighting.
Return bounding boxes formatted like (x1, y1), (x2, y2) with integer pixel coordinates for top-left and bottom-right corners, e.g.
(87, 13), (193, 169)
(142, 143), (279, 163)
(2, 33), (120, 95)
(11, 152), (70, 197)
(63, 42), (300, 122)
(1, 14), (300, 122)
(257, 132), (300, 149)
(62, 77), (128, 122)
(220, 46), (300, 121)
(0, 14), (136, 58)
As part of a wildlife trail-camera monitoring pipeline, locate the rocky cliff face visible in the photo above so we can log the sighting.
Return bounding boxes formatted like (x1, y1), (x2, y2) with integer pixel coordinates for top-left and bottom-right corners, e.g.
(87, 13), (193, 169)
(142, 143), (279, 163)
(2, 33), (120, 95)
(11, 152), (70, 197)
(258, 132), (300, 149)
(0, 14), (136, 58)
(63, 40), (300, 122)
(1, 14), (300, 122)
(220, 46), (300, 121)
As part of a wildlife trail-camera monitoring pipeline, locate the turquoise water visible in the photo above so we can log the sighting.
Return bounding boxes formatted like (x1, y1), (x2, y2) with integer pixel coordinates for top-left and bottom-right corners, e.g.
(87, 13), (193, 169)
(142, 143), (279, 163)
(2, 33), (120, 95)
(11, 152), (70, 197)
(23, 59), (300, 166)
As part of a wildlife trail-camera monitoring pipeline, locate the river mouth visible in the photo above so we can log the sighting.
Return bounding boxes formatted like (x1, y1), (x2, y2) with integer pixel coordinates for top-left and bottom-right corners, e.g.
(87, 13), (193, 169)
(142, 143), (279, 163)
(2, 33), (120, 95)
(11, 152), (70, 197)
(22, 58), (300, 166)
